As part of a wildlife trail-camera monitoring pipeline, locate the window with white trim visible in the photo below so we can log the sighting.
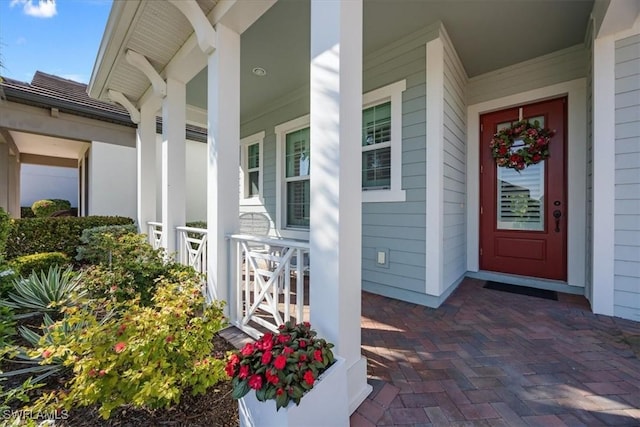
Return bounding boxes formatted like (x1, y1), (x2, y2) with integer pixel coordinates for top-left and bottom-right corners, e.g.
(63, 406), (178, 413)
(275, 115), (310, 237)
(274, 80), (406, 234)
(284, 127), (310, 227)
(362, 79), (406, 202)
(239, 131), (264, 205)
(362, 102), (391, 189)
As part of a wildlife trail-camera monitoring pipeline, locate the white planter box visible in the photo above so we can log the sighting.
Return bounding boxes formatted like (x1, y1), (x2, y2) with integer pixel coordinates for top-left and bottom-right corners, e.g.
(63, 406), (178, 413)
(238, 356), (348, 427)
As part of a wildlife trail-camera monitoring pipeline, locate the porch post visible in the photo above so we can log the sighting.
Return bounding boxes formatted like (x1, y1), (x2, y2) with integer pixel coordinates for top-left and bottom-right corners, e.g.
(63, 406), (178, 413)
(137, 100), (158, 233)
(425, 37), (445, 297)
(161, 78), (187, 254)
(591, 35), (616, 315)
(7, 152), (20, 219)
(309, 0), (372, 416)
(206, 23), (240, 305)
(0, 142), (8, 213)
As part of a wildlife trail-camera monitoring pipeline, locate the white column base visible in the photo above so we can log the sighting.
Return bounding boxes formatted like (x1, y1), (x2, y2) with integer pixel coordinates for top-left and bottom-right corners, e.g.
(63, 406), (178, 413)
(347, 356), (373, 414)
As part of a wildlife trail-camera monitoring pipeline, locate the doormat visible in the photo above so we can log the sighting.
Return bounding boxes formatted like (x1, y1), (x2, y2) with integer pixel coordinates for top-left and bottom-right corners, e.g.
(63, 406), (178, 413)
(483, 281), (558, 301)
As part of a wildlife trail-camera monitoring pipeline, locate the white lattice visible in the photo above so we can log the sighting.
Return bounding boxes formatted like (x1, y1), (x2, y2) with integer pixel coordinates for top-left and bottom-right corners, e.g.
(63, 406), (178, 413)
(229, 234), (309, 339)
(177, 226), (208, 276)
(147, 222), (163, 250)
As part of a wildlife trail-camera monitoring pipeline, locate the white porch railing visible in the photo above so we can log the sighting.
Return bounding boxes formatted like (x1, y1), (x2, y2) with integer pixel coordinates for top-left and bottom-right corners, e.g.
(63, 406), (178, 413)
(147, 221), (163, 250)
(176, 226), (208, 276)
(229, 234), (309, 339)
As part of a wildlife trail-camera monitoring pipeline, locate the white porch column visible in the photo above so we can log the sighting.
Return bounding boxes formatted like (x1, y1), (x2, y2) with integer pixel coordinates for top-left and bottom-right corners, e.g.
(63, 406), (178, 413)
(206, 23), (240, 305)
(161, 78), (187, 254)
(0, 142), (8, 213)
(8, 152), (20, 219)
(425, 37), (445, 297)
(591, 35), (616, 316)
(309, 0), (371, 416)
(137, 100), (158, 233)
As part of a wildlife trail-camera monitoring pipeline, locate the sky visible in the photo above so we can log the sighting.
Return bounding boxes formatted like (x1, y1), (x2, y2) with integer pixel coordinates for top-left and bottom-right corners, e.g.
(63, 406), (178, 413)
(0, 0), (113, 84)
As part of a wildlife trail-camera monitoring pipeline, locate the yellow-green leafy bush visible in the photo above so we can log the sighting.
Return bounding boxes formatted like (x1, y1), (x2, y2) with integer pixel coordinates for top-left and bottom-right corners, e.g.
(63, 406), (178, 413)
(10, 252), (71, 278)
(31, 199), (71, 218)
(34, 272), (227, 419)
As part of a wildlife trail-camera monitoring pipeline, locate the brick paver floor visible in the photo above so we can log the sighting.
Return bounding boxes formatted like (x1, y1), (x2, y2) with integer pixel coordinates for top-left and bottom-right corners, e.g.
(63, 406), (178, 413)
(351, 278), (640, 426)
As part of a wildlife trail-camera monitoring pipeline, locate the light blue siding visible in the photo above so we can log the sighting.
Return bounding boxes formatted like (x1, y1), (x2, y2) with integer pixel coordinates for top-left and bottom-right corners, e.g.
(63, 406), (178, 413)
(362, 29), (434, 297)
(240, 93), (310, 232)
(239, 27), (441, 303)
(441, 31), (467, 289)
(614, 33), (640, 322)
(467, 44), (587, 105)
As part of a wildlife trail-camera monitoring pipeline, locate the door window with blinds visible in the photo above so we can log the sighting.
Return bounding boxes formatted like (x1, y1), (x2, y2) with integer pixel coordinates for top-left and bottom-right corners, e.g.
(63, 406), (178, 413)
(362, 102), (391, 189)
(285, 127), (310, 228)
(496, 116), (545, 231)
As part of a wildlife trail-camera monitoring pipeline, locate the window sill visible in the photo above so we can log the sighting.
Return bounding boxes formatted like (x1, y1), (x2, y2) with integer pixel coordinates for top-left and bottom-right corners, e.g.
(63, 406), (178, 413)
(362, 189), (406, 203)
(276, 228), (309, 241)
(240, 197), (264, 207)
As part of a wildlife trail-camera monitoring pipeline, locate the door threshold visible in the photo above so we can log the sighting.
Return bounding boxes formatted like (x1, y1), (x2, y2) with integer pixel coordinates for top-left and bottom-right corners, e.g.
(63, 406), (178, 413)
(466, 271), (584, 295)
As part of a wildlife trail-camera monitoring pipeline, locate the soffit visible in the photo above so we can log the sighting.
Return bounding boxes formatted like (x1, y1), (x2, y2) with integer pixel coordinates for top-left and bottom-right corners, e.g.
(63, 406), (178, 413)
(10, 131), (90, 160)
(104, 0), (217, 103)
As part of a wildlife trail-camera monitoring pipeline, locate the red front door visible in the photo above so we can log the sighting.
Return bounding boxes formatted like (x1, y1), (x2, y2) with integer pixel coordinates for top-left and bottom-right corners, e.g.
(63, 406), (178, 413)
(479, 97), (567, 280)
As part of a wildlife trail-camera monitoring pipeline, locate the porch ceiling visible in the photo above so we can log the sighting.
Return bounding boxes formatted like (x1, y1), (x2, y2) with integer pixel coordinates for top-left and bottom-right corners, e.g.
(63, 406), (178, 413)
(194, 0), (595, 119)
(91, 0), (594, 122)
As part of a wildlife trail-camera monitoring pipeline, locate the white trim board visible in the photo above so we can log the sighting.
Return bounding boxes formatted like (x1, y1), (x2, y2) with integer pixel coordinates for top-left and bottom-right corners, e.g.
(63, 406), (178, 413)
(466, 78), (587, 291)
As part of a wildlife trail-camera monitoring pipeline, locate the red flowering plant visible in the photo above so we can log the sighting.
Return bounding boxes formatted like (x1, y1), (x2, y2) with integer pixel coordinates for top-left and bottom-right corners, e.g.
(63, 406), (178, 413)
(490, 120), (555, 171)
(226, 321), (335, 410)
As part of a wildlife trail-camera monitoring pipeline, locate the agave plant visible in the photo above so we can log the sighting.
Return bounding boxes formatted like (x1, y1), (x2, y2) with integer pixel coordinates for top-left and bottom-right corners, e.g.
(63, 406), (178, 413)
(0, 346), (64, 384)
(0, 314), (74, 384)
(1, 307), (117, 385)
(18, 310), (114, 346)
(0, 265), (85, 319)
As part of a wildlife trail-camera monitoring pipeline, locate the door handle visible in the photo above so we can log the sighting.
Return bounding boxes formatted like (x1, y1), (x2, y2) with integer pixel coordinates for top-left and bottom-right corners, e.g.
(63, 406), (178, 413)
(553, 210), (562, 232)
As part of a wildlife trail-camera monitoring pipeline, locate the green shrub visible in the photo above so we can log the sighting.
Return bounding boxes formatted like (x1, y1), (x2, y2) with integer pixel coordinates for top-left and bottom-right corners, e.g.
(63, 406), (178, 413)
(0, 305), (16, 347)
(82, 233), (192, 305)
(185, 221), (207, 240)
(0, 376), (45, 416)
(75, 224), (138, 265)
(30, 200), (54, 218)
(5, 216), (134, 260)
(31, 199), (71, 218)
(186, 221), (206, 229)
(10, 252), (71, 277)
(34, 273), (226, 419)
(0, 267), (17, 299)
(0, 207), (10, 261)
(20, 207), (36, 218)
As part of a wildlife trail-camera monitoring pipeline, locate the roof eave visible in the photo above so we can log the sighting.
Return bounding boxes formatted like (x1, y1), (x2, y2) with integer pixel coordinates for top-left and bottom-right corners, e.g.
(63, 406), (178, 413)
(88, 0), (143, 102)
(3, 86), (134, 127)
